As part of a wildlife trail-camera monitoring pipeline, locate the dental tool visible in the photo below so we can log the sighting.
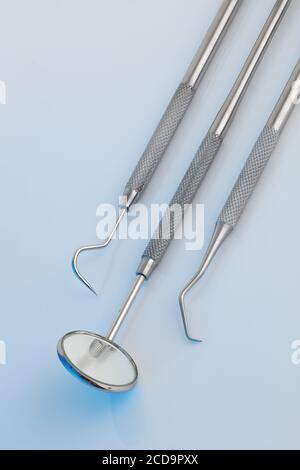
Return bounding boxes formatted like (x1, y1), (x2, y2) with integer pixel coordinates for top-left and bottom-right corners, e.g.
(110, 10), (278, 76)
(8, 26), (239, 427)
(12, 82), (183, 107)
(180, 59), (300, 342)
(72, 0), (242, 295)
(58, 0), (291, 392)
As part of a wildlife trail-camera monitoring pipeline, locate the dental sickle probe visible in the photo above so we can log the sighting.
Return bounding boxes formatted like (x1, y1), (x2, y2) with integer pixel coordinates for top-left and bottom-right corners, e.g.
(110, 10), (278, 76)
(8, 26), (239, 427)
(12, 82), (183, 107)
(180, 59), (300, 341)
(72, 0), (242, 294)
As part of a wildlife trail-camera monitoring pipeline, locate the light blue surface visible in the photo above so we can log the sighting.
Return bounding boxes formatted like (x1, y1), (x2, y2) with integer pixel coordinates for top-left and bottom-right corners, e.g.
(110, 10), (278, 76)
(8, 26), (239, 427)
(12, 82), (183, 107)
(0, 0), (299, 450)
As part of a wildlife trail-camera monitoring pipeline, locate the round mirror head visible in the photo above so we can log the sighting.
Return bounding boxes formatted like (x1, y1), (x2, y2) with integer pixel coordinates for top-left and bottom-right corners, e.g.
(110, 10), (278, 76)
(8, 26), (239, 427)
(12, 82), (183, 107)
(57, 331), (138, 392)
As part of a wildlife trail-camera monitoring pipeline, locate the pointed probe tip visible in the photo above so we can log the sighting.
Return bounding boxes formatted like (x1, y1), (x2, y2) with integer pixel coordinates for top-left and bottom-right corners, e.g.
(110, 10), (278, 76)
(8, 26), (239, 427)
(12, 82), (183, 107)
(71, 258), (98, 296)
(88, 285), (98, 296)
(77, 275), (98, 296)
(179, 290), (202, 343)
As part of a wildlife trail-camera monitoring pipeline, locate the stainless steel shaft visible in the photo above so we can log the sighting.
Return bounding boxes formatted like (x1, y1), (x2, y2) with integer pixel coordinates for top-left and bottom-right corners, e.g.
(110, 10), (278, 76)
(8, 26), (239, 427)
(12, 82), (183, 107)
(141, 0), (291, 272)
(122, 0), (242, 205)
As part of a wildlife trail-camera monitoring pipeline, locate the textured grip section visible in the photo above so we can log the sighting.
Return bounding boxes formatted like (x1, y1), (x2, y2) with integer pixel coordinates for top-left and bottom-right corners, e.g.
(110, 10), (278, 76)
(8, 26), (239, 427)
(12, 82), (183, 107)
(123, 83), (194, 199)
(143, 131), (222, 264)
(218, 125), (280, 227)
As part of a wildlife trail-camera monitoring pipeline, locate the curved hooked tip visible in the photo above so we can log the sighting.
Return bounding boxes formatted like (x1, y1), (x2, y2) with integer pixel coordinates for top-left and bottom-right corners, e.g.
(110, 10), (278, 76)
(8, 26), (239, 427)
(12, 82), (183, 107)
(178, 221), (232, 342)
(179, 282), (202, 343)
(178, 241), (221, 342)
(72, 208), (127, 295)
(72, 246), (100, 296)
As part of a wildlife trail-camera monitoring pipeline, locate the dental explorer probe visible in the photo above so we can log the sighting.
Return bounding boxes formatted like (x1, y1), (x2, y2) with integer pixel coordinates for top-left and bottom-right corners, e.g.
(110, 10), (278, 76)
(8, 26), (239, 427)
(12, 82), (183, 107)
(72, 0), (242, 294)
(58, 0), (291, 392)
(180, 59), (300, 341)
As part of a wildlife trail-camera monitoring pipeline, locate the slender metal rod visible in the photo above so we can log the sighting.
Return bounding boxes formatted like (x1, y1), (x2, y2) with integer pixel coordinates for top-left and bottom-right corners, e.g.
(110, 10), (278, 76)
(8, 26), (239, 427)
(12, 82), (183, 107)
(88, 274), (145, 357)
(268, 58), (300, 132)
(211, 0), (292, 138)
(107, 275), (146, 341)
(183, 0), (242, 90)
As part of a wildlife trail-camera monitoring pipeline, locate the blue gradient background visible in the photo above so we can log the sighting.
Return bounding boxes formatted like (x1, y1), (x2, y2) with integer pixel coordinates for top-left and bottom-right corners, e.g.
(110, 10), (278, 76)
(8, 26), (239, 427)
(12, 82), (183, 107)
(0, 0), (299, 450)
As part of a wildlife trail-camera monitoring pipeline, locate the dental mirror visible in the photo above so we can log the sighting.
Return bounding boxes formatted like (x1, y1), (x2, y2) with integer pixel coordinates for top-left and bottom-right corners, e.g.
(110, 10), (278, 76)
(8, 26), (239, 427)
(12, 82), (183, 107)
(57, 331), (138, 392)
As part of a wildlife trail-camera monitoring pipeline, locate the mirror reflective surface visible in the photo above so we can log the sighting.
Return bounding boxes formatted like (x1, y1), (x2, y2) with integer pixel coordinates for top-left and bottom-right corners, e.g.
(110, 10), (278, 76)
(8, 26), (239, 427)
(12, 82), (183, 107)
(57, 331), (138, 392)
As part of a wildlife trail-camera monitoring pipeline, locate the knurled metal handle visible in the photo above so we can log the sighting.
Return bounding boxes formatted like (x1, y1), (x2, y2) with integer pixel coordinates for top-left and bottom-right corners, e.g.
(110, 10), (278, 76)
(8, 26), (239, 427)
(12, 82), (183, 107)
(218, 125), (280, 227)
(122, 0), (243, 203)
(143, 131), (223, 264)
(123, 83), (194, 199)
(219, 58), (300, 228)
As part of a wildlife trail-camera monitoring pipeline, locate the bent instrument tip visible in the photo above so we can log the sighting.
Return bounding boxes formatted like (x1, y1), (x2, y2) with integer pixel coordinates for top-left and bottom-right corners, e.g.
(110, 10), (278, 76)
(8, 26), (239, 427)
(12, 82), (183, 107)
(72, 247), (98, 295)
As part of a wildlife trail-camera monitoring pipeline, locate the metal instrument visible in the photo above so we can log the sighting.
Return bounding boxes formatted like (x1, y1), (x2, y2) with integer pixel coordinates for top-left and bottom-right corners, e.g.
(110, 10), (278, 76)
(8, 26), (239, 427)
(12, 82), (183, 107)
(72, 0), (242, 295)
(180, 59), (300, 341)
(58, 0), (291, 392)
